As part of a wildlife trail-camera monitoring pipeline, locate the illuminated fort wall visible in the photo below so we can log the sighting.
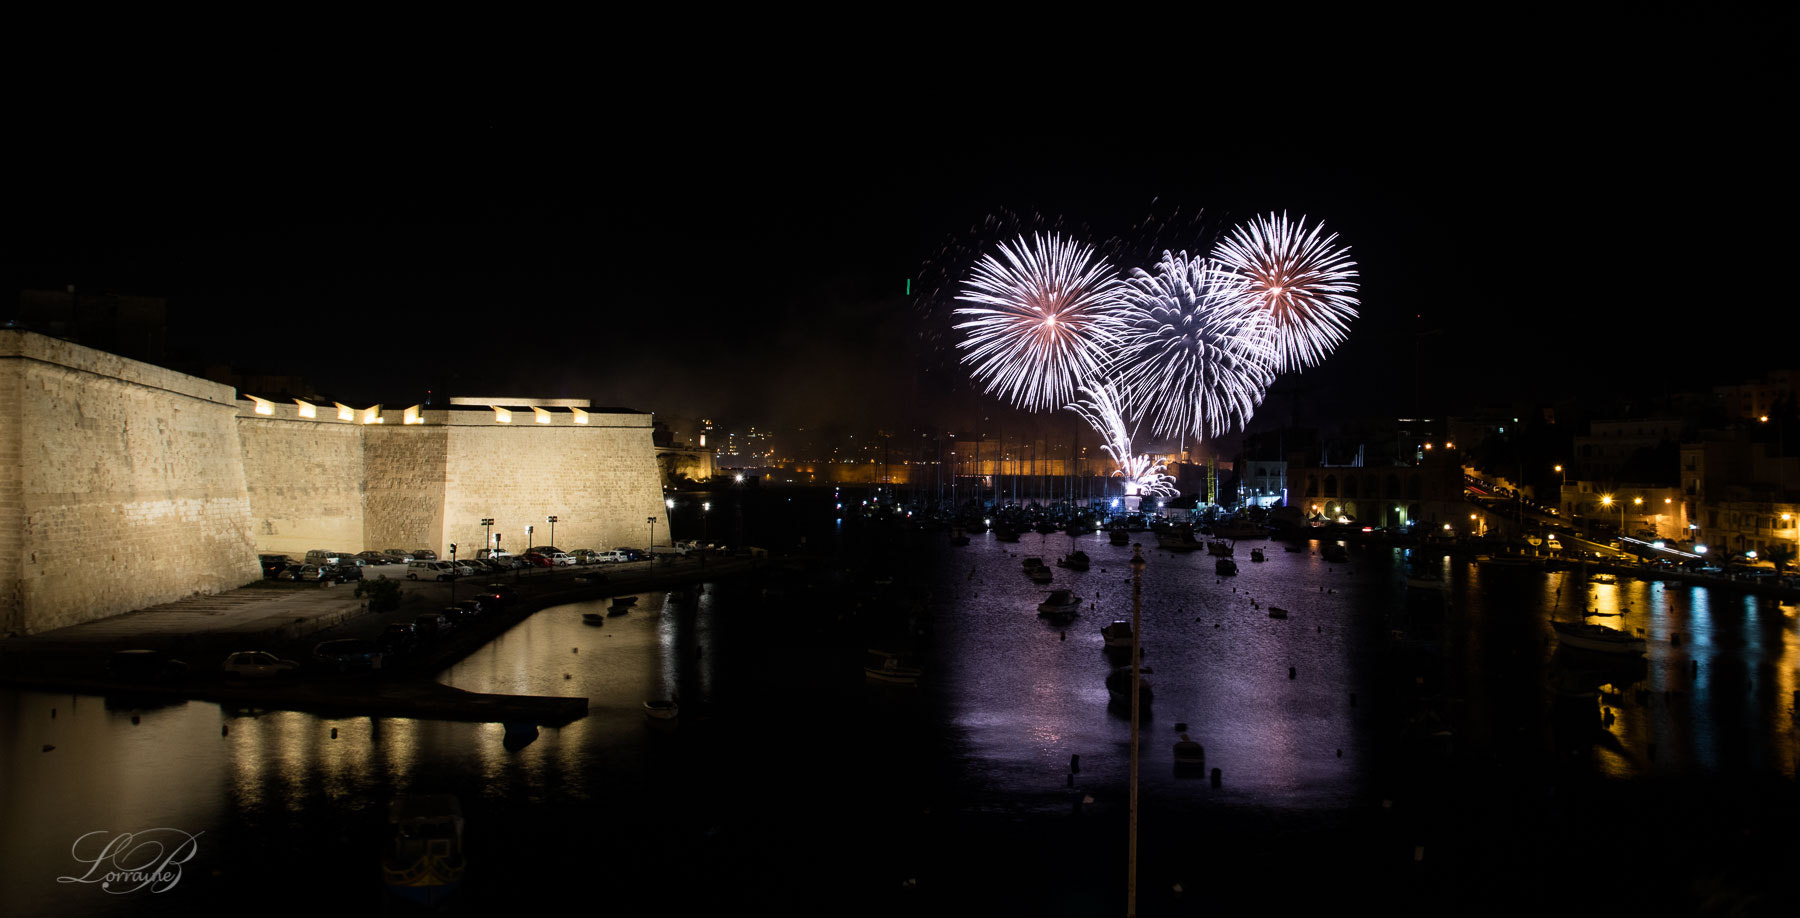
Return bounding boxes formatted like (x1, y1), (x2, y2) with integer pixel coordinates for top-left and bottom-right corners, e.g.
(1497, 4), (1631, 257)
(0, 330), (260, 634)
(0, 330), (666, 635)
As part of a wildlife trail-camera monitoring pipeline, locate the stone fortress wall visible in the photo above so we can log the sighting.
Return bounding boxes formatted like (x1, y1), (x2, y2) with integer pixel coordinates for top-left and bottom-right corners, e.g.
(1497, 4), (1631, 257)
(0, 330), (667, 635)
(1, 331), (260, 635)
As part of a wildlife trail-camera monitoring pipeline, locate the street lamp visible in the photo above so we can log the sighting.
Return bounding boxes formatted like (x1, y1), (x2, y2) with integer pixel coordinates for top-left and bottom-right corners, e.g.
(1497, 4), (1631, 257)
(546, 515), (558, 549)
(1554, 465), (1565, 514)
(647, 516), (656, 550)
(1601, 495), (1622, 535)
(481, 518), (494, 554)
(1631, 497), (1642, 536)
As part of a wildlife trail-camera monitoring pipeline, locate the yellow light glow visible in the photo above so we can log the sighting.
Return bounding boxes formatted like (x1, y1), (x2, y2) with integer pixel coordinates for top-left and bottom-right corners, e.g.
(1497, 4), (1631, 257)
(571, 407), (588, 425)
(532, 406), (552, 424)
(334, 402), (354, 421)
(361, 405), (382, 425)
(1601, 495), (1613, 507)
(294, 399), (316, 419)
(247, 395), (273, 415)
(493, 406), (512, 423)
(403, 405), (422, 425)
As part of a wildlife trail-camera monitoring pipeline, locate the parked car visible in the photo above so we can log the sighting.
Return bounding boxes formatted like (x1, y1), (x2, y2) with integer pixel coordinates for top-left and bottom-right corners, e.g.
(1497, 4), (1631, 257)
(107, 649), (190, 683)
(521, 552), (554, 569)
(406, 560), (458, 581)
(378, 623), (419, 656)
(324, 563), (363, 582)
(441, 604), (477, 627)
(222, 651), (301, 678)
(312, 639), (384, 672)
(383, 549), (413, 562)
(414, 612), (452, 640)
(618, 548), (647, 562)
(412, 549), (438, 561)
(454, 599), (485, 618)
(357, 551), (392, 566)
(478, 583), (516, 606)
(258, 554), (291, 578)
(281, 564), (330, 582)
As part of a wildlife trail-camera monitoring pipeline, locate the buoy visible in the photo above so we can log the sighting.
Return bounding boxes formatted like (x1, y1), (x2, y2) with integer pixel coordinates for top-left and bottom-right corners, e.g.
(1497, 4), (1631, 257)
(1175, 722), (1187, 732)
(331, 727), (338, 739)
(1173, 883), (1184, 895)
(1336, 748), (1342, 757)
(564, 673), (572, 679)
(1082, 794), (1095, 804)
(1289, 666), (1297, 680)
(1059, 631), (1066, 641)
(1070, 754), (1080, 773)
(131, 715), (140, 725)
(1209, 767), (1221, 787)
(50, 708), (55, 718)
(42, 744), (54, 752)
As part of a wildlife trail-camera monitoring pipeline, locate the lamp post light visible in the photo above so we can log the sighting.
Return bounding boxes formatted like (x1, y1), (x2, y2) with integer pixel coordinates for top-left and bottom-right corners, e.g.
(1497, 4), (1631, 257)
(546, 515), (558, 549)
(647, 516), (656, 550)
(1601, 495), (1623, 537)
(1554, 465), (1565, 514)
(481, 518), (494, 554)
(1127, 543), (1146, 917)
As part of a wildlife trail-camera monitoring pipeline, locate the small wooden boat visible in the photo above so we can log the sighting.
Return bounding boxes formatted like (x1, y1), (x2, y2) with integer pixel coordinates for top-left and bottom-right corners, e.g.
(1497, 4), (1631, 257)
(1037, 588), (1082, 620)
(1106, 666), (1153, 705)
(1249, 548), (1266, 562)
(643, 699), (680, 720)
(606, 603), (630, 616)
(1028, 565), (1053, 584)
(1101, 620), (1134, 647)
(1056, 550), (1091, 571)
(864, 650), (922, 684)
(1216, 558), (1238, 576)
(1109, 529), (1131, 546)
(1173, 735), (1206, 766)
(1551, 620), (1646, 655)
(611, 596), (639, 606)
(1267, 607), (1289, 619)
(1023, 557), (1044, 570)
(581, 612), (606, 626)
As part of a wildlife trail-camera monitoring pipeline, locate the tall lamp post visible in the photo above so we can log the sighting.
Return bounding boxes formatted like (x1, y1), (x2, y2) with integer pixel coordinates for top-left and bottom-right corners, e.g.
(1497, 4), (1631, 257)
(481, 518), (494, 555)
(647, 516), (656, 551)
(1126, 543), (1146, 917)
(1601, 495), (1623, 536)
(546, 515), (558, 549)
(665, 498), (675, 546)
(1554, 465), (1565, 515)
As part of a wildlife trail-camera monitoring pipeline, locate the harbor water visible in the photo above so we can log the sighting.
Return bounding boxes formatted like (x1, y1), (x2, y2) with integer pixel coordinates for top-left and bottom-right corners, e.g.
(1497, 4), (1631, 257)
(4, 517), (1799, 916)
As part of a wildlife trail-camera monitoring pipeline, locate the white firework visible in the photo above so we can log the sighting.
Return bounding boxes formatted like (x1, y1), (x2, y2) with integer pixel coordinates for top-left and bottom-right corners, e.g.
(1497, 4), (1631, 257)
(1211, 212), (1359, 373)
(1114, 251), (1275, 442)
(1068, 381), (1177, 497)
(953, 233), (1126, 412)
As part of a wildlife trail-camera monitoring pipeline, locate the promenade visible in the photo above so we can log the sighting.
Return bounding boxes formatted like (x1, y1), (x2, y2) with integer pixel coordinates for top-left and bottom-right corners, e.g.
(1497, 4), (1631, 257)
(0, 553), (761, 724)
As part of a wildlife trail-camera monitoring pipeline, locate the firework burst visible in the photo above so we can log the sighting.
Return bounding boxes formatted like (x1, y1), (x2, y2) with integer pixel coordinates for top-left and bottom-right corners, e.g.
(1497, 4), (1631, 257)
(1068, 381), (1176, 497)
(1211, 212), (1359, 373)
(1115, 251), (1276, 442)
(953, 233), (1126, 412)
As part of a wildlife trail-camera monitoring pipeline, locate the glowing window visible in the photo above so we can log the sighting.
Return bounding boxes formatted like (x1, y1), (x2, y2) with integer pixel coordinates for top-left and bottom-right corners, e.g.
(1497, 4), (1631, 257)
(403, 405), (422, 425)
(361, 405), (383, 425)
(492, 407), (512, 423)
(294, 399), (317, 419)
(334, 402), (355, 421)
(532, 406), (552, 424)
(571, 407), (588, 425)
(246, 395), (274, 416)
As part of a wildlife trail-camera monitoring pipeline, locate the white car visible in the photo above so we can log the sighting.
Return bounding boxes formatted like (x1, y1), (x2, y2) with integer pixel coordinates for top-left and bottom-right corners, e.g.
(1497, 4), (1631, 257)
(222, 651), (300, 678)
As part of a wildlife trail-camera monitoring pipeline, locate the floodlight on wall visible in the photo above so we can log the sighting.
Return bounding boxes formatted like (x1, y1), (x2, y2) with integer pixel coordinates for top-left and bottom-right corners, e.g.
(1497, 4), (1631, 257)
(335, 402), (355, 421)
(532, 406), (552, 424)
(294, 399), (317, 419)
(403, 405), (422, 425)
(361, 405), (383, 424)
(570, 407), (588, 425)
(492, 406), (512, 423)
(246, 395), (274, 416)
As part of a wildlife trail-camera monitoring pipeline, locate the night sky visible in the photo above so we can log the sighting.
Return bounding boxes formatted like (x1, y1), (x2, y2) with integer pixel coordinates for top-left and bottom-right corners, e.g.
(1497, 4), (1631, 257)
(6, 10), (1790, 452)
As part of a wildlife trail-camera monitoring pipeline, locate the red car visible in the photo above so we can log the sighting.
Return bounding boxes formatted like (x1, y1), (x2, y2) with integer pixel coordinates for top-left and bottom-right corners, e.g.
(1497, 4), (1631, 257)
(521, 551), (554, 568)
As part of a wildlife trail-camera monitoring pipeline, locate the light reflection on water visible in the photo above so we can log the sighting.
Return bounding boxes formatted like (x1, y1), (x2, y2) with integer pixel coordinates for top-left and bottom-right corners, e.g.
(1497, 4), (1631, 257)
(3, 537), (1796, 915)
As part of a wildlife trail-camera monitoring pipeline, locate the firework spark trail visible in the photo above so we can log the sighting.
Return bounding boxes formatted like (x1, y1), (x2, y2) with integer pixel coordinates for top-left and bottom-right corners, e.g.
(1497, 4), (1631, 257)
(1115, 251), (1276, 443)
(1211, 212), (1359, 373)
(953, 233), (1126, 412)
(1067, 381), (1176, 497)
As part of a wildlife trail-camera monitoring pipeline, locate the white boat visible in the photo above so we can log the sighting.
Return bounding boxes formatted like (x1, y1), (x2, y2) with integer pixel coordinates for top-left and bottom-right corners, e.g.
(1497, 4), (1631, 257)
(864, 650), (922, 684)
(1037, 589), (1082, 619)
(1100, 620), (1134, 647)
(383, 795), (466, 907)
(643, 699), (680, 719)
(1550, 620), (1646, 655)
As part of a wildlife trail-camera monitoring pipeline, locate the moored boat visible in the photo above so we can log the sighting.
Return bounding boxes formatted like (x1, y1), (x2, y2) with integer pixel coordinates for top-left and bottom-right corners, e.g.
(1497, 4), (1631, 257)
(1216, 558), (1238, 575)
(1320, 542), (1349, 563)
(1206, 539), (1235, 557)
(1267, 607), (1289, 619)
(1037, 588), (1082, 619)
(1106, 666), (1153, 705)
(1109, 528), (1131, 546)
(1249, 548), (1266, 562)
(864, 649), (923, 683)
(1155, 526), (1205, 552)
(581, 612), (606, 626)
(1056, 550), (1090, 571)
(1173, 735), (1206, 766)
(1027, 565), (1053, 584)
(644, 699), (680, 719)
(383, 795), (466, 907)
(1100, 620), (1134, 647)
(1550, 620), (1646, 655)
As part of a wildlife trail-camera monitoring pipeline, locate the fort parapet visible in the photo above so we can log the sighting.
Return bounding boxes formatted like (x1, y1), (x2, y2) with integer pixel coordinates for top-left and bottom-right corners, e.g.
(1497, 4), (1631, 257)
(1, 330), (665, 635)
